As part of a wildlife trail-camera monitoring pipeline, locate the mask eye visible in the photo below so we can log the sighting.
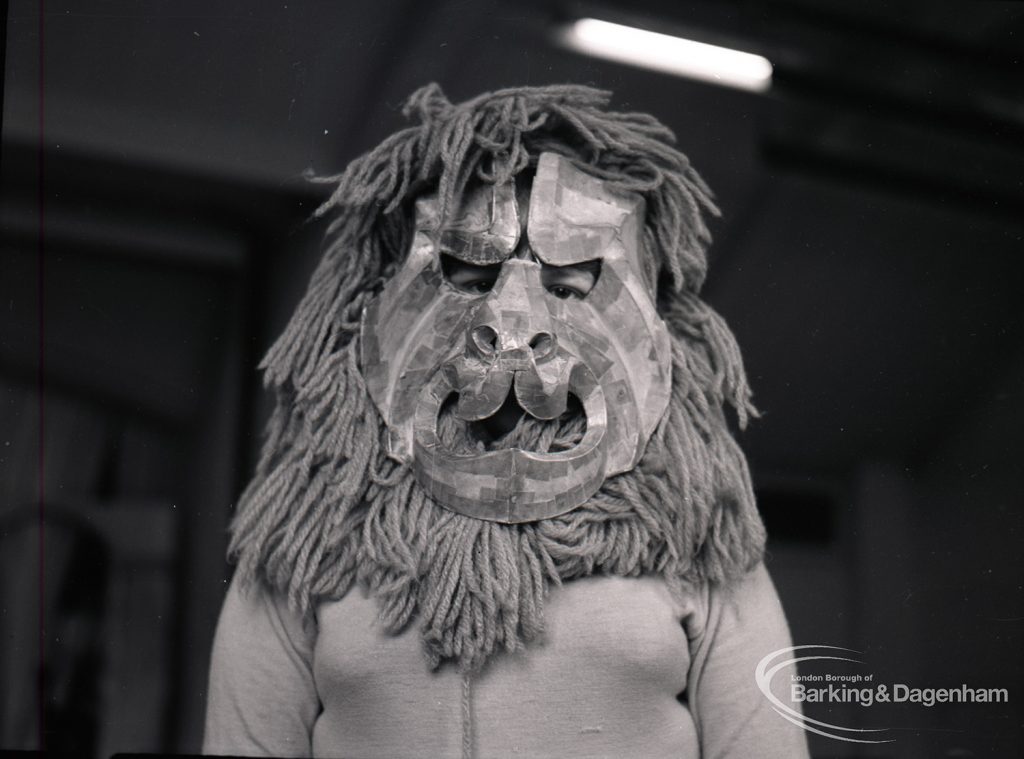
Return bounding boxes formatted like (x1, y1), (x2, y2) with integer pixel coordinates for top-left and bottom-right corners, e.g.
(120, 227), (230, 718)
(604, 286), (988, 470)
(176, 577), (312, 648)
(441, 253), (501, 295)
(548, 285), (581, 300)
(540, 260), (600, 300)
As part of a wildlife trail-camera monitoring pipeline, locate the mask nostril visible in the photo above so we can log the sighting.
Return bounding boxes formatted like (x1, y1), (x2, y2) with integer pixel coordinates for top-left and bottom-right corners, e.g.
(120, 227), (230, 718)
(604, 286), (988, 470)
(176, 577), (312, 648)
(471, 325), (499, 354)
(528, 332), (555, 359)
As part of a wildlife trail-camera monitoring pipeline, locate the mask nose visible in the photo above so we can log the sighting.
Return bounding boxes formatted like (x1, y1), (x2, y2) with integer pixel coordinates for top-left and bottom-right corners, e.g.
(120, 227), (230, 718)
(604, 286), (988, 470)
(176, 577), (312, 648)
(469, 325), (556, 360)
(466, 260), (556, 364)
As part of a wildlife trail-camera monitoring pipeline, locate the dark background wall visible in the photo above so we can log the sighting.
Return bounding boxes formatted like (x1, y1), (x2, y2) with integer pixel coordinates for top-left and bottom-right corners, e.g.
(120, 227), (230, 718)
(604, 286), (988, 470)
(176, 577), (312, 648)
(2, 2), (1022, 757)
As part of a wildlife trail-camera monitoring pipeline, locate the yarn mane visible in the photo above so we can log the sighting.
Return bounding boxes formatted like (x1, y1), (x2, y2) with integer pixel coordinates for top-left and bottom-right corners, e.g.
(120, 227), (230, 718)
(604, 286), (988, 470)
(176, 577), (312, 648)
(229, 84), (766, 671)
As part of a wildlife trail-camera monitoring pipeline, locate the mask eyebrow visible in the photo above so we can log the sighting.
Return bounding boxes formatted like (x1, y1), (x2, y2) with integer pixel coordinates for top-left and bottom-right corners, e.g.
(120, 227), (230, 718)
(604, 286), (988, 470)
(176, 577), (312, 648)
(438, 230), (512, 266)
(547, 259), (601, 275)
(433, 180), (520, 265)
(527, 152), (643, 266)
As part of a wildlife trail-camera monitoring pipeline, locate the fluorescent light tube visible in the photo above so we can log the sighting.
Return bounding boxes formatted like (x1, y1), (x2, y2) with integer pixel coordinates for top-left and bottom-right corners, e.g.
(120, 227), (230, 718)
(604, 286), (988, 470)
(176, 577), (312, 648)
(561, 18), (773, 93)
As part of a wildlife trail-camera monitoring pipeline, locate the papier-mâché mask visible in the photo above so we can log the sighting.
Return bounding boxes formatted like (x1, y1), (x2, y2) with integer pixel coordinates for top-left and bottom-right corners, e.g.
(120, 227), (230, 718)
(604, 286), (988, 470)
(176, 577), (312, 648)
(360, 152), (671, 522)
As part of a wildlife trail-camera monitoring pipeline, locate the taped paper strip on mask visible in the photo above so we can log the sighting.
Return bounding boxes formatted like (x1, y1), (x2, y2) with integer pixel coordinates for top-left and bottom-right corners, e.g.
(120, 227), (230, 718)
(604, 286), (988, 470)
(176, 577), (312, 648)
(361, 152), (672, 522)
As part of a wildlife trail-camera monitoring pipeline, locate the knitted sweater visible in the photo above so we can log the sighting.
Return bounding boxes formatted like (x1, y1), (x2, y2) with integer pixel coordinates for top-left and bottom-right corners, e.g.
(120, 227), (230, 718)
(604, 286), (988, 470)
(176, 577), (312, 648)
(203, 564), (808, 758)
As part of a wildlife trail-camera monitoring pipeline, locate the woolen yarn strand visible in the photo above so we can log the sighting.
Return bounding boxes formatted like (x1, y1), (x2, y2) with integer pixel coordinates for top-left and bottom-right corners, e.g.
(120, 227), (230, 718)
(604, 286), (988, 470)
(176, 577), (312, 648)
(228, 84), (766, 673)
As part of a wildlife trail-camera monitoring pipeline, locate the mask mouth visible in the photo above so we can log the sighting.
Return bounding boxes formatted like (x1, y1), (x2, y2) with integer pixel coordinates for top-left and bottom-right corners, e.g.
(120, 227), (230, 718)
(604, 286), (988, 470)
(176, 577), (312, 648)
(409, 362), (608, 522)
(437, 388), (587, 455)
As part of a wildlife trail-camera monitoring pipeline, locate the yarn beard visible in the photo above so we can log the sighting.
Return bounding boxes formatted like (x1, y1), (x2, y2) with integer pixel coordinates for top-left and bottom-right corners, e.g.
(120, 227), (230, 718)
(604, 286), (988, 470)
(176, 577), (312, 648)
(229, 293), (765, 673)
(228, 83), (767, 672)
